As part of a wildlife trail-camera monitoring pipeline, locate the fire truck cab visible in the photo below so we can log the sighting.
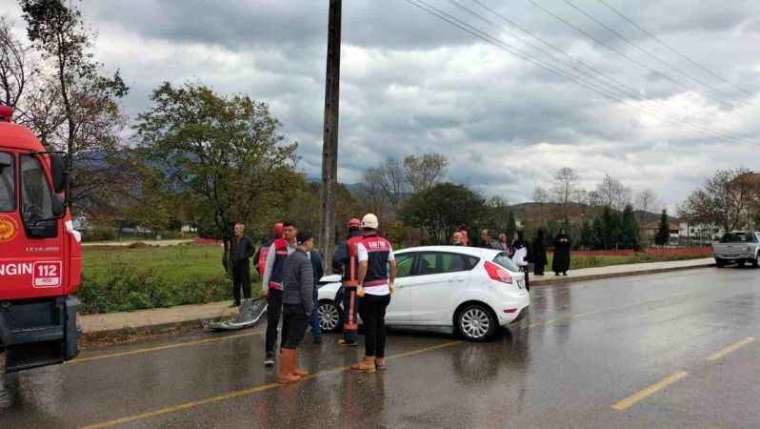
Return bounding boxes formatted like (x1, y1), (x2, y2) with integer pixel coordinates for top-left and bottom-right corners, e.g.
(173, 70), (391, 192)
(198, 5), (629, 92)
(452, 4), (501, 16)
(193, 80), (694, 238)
(0, 105), (81, 373)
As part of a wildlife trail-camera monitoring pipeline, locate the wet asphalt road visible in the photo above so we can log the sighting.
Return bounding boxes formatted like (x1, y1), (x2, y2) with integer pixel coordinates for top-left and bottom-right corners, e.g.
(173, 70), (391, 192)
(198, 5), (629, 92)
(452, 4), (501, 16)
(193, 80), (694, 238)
(1, 267), (759, 429)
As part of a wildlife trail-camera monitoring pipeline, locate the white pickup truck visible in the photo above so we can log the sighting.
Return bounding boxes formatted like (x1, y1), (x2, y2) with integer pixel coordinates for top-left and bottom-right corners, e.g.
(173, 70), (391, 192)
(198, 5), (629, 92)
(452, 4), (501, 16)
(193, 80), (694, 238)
(712, 231), (760, 268)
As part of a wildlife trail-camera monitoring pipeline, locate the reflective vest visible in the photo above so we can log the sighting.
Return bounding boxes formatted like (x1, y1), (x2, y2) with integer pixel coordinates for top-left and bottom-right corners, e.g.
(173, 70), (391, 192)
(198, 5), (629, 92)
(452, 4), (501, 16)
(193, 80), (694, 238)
(268, 239), (289, 290)
(361, 234), (391, 288)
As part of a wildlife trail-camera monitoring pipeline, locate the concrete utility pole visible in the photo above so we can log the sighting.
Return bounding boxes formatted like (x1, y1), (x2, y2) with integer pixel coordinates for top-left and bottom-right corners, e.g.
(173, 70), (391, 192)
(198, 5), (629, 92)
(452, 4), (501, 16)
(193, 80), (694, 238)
(320, 0), (341, 273)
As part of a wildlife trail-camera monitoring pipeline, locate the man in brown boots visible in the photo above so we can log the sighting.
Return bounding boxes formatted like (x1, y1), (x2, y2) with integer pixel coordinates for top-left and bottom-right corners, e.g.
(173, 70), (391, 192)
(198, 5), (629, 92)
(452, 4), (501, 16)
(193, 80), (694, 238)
(351, 214), (397, 373)
(278, 231), (315, 384)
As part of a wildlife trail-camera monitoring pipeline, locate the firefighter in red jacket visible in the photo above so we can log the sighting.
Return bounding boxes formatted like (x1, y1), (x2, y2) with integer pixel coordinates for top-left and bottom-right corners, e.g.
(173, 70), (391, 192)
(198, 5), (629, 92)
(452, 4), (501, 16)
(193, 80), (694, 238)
(262, 222), (297, 367)
(332, 218), (363, 346)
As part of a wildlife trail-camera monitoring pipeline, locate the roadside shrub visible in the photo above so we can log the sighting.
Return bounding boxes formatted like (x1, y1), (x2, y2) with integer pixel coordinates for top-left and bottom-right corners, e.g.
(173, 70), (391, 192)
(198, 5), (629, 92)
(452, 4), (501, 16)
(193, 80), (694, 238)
(78, 265), (231, 314)
(81, 227), (119, 242)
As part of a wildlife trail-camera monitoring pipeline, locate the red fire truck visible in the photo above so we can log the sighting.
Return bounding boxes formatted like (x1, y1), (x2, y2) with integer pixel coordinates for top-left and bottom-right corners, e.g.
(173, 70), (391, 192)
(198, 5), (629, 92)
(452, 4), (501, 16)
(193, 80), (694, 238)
(0, 105), (81, 373)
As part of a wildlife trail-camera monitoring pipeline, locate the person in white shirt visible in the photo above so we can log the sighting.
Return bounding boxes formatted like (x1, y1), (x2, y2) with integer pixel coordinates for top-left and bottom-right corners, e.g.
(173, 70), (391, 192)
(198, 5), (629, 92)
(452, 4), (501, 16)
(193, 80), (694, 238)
(511, 231), (530, 291)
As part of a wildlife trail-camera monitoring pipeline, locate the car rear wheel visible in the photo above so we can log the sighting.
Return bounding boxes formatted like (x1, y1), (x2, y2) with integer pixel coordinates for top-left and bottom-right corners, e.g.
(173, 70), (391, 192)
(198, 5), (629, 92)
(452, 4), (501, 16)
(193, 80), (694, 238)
(318, 300), (341, 332)
(738, 260), (746, 267)
(715, 258), (726, 268)
(457, 304), (497, 342)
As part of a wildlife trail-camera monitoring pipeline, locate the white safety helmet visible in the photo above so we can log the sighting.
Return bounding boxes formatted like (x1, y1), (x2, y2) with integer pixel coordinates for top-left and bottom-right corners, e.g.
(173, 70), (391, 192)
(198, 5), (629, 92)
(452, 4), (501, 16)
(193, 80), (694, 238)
(361, 213), (379, 230)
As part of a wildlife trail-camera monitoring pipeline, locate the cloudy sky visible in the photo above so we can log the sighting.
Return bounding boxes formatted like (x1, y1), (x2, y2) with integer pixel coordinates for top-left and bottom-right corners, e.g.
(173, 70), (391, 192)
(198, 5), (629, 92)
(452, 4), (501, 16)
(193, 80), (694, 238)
(2, 0), (759, 210)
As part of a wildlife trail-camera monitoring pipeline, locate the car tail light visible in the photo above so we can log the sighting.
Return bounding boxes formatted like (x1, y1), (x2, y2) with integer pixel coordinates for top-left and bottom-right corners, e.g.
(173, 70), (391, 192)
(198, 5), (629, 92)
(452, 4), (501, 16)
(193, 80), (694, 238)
(484, 261), (512, 284)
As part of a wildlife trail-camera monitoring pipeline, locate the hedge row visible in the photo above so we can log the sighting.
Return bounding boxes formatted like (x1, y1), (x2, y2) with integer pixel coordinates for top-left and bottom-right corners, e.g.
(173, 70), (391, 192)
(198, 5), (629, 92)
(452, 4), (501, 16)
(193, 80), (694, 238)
(77, 265), (232, 314)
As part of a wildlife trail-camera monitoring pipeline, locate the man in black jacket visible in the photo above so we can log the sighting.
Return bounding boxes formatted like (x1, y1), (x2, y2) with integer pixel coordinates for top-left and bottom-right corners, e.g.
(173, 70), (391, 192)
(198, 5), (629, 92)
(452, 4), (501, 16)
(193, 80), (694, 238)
(228, 222), (255, 307)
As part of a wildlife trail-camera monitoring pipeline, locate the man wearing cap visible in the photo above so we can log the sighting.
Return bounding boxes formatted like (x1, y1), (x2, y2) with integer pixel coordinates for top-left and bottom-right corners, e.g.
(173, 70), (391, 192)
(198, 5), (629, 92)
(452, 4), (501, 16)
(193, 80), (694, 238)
(262, 222), (298, 367)
(278, 231), (315, 384)
(332, 218), (363, 346)
(351, 214), (397, 373)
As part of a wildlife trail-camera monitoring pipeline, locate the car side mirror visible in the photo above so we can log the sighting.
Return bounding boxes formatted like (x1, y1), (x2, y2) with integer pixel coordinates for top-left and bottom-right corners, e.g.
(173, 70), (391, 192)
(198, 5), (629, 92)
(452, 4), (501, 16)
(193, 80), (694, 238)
(50, 153), (66, 194)
(52, 194), (65, 218)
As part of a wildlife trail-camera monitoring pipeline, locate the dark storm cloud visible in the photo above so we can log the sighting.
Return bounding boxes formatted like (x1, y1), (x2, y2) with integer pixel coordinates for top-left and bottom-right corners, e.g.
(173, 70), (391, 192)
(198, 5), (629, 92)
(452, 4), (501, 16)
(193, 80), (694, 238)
(1, 0), (756, 207)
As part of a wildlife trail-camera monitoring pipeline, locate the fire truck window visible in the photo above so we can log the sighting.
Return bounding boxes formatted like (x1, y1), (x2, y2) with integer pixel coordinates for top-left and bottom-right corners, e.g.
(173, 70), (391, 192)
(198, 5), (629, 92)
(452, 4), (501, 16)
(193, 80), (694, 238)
(0, 152), (14, 212)
(21, 155), (54, 223)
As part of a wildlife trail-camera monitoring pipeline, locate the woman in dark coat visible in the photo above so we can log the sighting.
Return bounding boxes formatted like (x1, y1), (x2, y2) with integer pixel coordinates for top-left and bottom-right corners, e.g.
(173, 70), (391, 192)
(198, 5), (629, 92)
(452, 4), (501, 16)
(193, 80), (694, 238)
(552, 229), (571, 276)
(532, 229), (548, 276)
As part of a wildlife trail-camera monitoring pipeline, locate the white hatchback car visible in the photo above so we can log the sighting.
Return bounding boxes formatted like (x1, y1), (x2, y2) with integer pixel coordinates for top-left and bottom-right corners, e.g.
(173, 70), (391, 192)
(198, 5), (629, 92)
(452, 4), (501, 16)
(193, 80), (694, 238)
(317, 246), (530, 341)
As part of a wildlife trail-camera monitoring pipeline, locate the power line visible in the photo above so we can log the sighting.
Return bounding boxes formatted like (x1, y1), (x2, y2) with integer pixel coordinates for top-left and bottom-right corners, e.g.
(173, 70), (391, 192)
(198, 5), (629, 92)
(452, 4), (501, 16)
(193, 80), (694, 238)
(401, 0), (751, 144)
(404, 0), (634, 104)
(522, 0), (740, 110)
(461, 0), (750, 143)
(560, 0), (746, 108)
(594, 0), (756, 99)
(403, 0), (749, 144)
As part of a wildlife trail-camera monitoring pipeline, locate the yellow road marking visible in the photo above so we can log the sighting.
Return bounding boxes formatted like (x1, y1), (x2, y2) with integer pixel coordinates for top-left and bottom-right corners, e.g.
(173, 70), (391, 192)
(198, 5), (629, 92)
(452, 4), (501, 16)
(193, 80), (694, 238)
(611, 370), (688, 411)
(70, 330), (262, 365)
(79, 340), (461, 429)
(706, 337), (756, 362)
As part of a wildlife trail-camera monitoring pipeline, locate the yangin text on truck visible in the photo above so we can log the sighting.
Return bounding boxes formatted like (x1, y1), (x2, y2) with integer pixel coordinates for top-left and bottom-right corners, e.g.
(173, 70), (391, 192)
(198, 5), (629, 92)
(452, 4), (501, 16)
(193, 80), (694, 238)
(0, 105), (82, 373)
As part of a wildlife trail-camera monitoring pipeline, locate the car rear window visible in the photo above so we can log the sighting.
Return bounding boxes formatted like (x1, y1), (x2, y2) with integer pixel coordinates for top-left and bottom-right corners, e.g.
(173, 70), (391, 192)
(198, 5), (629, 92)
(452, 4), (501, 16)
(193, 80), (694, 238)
(720, 233), (758, 243)
(493, 253), (519, 272)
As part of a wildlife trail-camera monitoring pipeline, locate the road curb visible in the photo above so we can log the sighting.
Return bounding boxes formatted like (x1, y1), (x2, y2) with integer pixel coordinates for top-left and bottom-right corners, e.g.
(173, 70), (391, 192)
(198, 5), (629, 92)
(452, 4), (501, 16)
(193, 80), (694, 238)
(80, 319), (211, 347)
(531, 262), (715, 287)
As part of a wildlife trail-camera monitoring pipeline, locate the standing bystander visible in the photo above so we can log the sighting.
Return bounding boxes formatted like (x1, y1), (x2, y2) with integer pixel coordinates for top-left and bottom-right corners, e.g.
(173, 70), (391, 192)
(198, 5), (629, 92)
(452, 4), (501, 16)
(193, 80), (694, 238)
(308, 247), (324, 344)
(480, 229), (499, 249)
(497, 233), (510, 251)
(512, 231), (530, 290)
(278, 231), (315, 384)
(532, 229), (547, 276)
(262, 222), (298, 367)
(352, 214), (397, 373)
(228, 222), (255, 307)
(458, 225), (470, 246)
(552, 229), (571, 276)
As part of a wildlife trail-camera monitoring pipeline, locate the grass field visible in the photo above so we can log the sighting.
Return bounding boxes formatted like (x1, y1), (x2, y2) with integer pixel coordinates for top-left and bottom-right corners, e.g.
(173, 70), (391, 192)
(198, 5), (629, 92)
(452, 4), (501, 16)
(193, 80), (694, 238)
(80, 244), (261, 315)
(83, 244), (229, 286)
(79, 244), (709, 314)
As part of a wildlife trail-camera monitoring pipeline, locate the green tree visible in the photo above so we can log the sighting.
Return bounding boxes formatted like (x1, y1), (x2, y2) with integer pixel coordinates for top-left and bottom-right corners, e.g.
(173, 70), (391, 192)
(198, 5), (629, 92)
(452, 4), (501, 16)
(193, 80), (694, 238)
(481, 196), (510, 235)
(580, 220), (593, 249)
(600, 206), (622, 249)
(620, 204), (640, 249)
(134, 82), (297, 243)
(591, 216), (604, 250)
(20, 0), (128, 210)
(400, 182), (485, 244)
(655, 209), (670, 246)
(403, 153), (448, 193)
(506, 211), (517, 237)
(680, 169), (759, 232)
